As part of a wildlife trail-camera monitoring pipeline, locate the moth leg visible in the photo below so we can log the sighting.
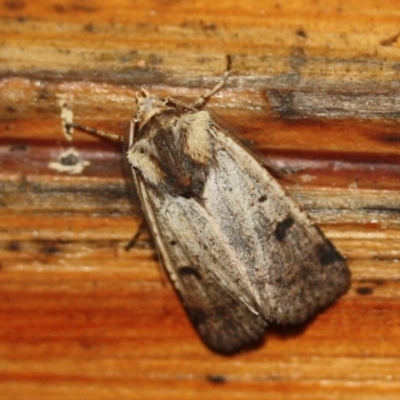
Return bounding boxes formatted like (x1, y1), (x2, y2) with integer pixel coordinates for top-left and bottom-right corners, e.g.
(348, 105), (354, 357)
(124, 221), (147, 251)
(124, 221), (170, 286)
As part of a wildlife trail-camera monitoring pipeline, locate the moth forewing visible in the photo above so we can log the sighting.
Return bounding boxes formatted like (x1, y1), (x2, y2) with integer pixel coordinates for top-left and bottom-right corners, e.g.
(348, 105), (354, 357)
(132, 172), (269, 354)
(206, 126), (350, 325)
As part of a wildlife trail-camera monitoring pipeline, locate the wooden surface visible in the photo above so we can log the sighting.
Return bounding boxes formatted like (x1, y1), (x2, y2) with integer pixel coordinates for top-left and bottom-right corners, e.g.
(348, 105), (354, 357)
(1, 0), (400, 399)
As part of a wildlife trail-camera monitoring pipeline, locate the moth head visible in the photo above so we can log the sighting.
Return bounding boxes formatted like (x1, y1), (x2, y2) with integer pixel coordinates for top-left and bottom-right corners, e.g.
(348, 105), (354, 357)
(134, 89), (169, 131)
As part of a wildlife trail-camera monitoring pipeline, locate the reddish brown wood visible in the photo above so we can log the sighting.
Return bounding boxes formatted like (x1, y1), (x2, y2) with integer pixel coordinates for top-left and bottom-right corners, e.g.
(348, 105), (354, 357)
(1, 1), (400, 399)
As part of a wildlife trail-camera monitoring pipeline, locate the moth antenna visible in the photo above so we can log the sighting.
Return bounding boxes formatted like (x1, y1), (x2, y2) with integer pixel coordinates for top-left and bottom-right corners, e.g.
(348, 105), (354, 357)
(59, 100), (122, 142)
(65, 122), (122, 142)
(193, 54), (232, 108)
(137, 88), (150, 100)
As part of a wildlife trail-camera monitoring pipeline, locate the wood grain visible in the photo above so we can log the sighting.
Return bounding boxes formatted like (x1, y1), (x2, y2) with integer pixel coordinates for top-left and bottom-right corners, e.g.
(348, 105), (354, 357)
(1, 0), (400, 399)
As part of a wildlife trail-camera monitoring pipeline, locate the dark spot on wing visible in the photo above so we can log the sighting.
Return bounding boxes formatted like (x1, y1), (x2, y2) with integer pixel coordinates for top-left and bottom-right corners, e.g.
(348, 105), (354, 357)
(274, 216), (295, 241)
(169, 240), (177, 246)
(185, 306), (208, 325)
(356, 286), (374, 295)
(178, 266), (202, 280)
(258, 195), (267, 203)
(317, 240), (345, 266)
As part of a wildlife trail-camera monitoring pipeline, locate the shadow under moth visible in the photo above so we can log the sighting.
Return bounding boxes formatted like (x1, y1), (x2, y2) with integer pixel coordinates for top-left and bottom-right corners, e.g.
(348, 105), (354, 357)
(62, 62), (351, 354)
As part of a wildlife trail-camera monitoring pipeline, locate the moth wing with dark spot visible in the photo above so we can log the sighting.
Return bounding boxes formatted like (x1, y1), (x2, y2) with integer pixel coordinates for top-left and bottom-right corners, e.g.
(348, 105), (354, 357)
(204, 116), (351, 325)
(134, 178), (267, 354)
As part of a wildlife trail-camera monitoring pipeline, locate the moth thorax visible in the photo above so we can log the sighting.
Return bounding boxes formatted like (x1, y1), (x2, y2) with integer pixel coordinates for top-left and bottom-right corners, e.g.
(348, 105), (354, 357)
(135, 92), (169, 130)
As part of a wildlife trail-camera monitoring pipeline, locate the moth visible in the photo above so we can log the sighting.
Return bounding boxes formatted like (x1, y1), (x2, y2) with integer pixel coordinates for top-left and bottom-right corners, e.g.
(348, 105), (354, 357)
(63, 63), (351, 354)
